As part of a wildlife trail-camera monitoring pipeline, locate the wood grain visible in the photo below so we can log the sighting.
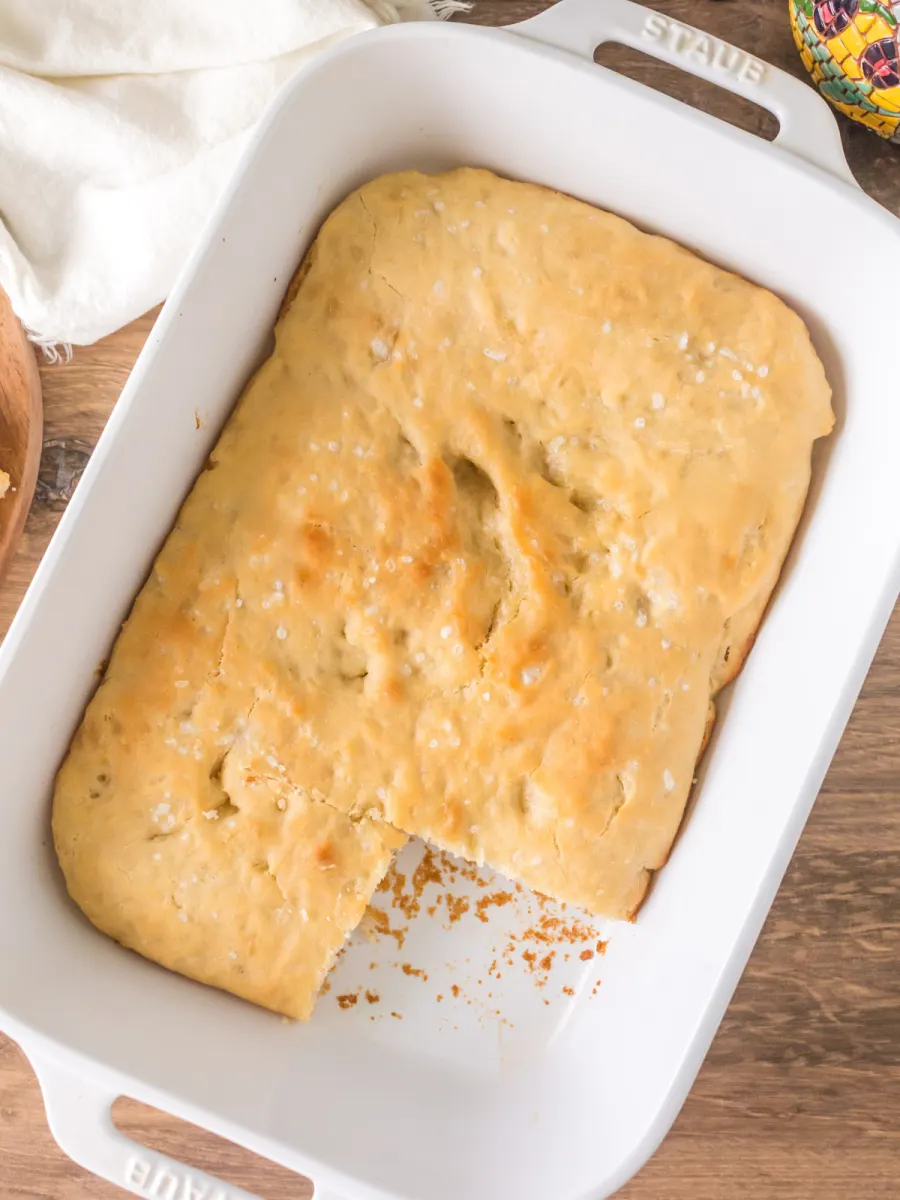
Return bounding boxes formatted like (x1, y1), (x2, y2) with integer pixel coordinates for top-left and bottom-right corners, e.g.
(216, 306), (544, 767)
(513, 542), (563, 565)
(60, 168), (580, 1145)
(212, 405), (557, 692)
(1, 1), (899, 1197)
(0, 287), (42, 589)
(0, 307), (157, 640)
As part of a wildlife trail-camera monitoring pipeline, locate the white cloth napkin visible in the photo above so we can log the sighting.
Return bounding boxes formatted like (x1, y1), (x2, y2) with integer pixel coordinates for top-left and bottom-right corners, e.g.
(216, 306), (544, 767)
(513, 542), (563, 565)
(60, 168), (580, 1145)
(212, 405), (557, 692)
(0, 0), (460, 351)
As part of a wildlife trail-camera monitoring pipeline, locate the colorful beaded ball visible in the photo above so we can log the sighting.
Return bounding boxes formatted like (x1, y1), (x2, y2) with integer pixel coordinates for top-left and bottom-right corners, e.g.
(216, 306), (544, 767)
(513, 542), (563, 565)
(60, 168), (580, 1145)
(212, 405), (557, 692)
(790, 0), (900, 139)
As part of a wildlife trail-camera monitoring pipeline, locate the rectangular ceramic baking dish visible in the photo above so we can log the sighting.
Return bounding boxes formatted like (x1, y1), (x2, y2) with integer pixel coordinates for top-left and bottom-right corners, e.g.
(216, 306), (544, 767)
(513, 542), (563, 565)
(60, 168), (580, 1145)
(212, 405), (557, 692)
(2, 2), (898, 1197)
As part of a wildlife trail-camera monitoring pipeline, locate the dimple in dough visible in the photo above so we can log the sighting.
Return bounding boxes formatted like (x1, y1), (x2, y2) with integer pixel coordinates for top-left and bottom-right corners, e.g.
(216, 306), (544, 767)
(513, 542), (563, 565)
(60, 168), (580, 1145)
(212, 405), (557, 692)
(52, 168), (833, 1017)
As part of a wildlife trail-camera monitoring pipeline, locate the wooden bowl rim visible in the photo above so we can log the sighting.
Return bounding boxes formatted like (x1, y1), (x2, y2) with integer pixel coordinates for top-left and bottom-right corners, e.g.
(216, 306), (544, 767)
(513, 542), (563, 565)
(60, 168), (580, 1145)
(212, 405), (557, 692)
(0, 296), (43, 586)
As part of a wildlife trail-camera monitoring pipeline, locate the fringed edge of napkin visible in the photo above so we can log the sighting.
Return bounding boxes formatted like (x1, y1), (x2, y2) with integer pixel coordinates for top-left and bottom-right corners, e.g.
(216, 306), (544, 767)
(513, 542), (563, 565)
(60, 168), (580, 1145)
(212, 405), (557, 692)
(369, 0), (471, 19)
(27, 327), (74, 365)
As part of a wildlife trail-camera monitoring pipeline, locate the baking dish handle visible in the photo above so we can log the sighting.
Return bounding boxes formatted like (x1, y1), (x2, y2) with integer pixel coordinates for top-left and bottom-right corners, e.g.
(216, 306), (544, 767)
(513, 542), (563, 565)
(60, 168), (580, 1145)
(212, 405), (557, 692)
(510, 0), (857, 186)
(32, 1056), (266, 1200)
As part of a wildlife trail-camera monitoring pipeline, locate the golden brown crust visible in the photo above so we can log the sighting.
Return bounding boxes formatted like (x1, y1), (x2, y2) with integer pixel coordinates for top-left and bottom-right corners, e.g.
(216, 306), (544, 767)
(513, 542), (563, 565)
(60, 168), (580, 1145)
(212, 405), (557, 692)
(278, 244), (315, 322)
(52, 169), (833, 1014)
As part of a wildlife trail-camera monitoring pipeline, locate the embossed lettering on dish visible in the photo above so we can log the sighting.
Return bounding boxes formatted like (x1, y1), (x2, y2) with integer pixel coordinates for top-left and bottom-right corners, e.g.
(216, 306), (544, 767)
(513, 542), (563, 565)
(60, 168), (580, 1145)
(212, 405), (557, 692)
(125, 1155), (233, 1200)
(642, 13), (767, 84)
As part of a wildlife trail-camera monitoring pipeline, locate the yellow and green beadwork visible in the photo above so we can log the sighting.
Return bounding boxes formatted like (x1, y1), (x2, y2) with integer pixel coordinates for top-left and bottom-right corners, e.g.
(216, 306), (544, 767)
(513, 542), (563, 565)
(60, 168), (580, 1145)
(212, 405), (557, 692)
(790, 0), (900, 139)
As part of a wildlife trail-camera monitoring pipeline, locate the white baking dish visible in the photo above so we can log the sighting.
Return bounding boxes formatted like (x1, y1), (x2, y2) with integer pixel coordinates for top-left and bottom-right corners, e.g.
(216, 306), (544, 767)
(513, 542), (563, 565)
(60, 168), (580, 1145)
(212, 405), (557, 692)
(2, 2), (898, 1197)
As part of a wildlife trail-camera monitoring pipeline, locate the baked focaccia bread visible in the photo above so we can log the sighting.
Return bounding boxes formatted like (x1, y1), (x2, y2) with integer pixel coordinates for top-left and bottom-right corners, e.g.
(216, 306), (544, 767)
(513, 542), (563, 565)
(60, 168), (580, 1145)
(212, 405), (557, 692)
(53, 168), (832, 1017)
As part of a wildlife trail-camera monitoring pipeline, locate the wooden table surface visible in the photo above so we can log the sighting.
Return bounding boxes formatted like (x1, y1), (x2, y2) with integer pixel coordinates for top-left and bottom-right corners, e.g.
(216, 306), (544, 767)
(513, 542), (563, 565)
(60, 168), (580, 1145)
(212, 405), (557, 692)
(1, 1), (898, 1196)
